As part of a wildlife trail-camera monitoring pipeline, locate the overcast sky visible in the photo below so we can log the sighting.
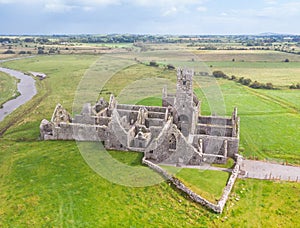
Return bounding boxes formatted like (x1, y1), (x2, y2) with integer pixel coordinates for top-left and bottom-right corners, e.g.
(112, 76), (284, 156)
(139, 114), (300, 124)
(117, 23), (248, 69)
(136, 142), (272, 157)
(0, 0), (299, 35)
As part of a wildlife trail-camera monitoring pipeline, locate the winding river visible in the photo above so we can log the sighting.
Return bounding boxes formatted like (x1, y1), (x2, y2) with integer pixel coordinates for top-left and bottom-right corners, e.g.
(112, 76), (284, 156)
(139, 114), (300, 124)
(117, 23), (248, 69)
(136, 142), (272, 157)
(0, 57), (37, 122)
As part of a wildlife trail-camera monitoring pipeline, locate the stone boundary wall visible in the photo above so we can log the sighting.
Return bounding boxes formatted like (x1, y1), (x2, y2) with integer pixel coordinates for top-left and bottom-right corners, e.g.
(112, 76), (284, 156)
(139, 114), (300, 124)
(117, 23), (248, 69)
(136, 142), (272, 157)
(218, 162), (240, 211)
(142, 156), (241, 214)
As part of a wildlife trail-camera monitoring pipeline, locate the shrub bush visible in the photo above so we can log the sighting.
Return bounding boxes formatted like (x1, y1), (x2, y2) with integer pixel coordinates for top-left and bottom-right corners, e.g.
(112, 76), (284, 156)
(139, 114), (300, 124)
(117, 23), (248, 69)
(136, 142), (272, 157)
(212, 71), (227, 78)
(3, 50), (15, 54)
(149, 61), (158, 67)
(290, 83), (300, 89)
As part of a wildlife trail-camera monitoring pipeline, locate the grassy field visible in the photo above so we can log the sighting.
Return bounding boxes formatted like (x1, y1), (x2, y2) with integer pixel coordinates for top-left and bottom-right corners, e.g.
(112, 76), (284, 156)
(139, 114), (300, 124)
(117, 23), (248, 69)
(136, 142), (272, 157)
(195, 51), (300, 87)
(0, 71), (18, 108)
(193, 50), (300, 62)
(207, 61), (300, 87)
(0, 54), (299, 226)
(193, 50), (300, 87)
(113, 49), (300, 87)
(0, 141), (299, 227)
(165, 166), (230, 203)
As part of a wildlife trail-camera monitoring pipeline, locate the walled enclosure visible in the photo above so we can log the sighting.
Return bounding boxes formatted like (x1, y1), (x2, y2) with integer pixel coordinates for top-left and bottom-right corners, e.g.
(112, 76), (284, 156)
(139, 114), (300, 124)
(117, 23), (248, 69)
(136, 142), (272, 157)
(40, 68), (240, 165)
(40, 67), (241, 213)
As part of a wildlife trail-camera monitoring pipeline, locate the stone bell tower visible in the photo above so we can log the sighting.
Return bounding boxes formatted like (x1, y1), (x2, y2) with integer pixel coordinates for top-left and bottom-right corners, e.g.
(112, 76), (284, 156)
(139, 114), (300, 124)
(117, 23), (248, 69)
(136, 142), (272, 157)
(174, 68), (199, 137)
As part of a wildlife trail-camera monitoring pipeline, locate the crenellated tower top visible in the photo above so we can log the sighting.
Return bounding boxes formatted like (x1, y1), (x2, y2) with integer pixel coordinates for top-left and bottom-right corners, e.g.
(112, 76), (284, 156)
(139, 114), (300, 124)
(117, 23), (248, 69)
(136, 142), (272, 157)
(176, 68), (194, 97)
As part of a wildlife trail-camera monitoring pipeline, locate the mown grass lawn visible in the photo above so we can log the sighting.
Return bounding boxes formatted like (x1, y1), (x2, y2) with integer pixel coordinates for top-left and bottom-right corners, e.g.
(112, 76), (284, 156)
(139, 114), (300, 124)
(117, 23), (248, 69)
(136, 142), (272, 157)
(0, 54), (299, 227)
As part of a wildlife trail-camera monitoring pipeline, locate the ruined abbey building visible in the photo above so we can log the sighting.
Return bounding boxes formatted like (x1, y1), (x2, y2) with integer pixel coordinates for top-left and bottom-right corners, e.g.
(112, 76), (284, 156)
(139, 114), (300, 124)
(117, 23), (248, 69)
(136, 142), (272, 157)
(40, 68), (240, 165)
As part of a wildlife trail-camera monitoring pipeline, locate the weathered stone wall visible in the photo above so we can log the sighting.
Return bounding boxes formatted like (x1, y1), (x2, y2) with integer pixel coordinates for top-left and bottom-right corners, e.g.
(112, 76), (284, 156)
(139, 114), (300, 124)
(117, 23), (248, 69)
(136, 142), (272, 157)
(42, 121), (108, 142)
(162, 95), (175, 107)
(192, 135), (239, 158)
(142, 156), (242, 214)
(148, 112), (165, 119)
(97, 117), (110, 126)
(73, 114), (96, 125)
(146, 118), (164, 127)
(117, 104), (167, 113)
(106, 109), (129, 149)
(196, 124), (233, 137)
(144, 118), (173, 161)
(199, 116), (232, 125)
(163, 126), (201, 165)
(142, 158), (221, 213)
(218, 159), (241, 212)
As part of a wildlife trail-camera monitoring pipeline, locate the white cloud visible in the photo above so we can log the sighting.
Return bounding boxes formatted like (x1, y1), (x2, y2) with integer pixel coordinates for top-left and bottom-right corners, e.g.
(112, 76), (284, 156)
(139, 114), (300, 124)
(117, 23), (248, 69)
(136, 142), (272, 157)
(0, 0), (40, 3)
(264, 0), (277, 5)
(0, 0), (208, 15)
(196, 6), (207, 12)
(132, 0), (200, 7)
(162, 6), (177, 16)
(44, 3), (76, 12)
(78, 0), (120, 6)
(282, 2), (300, 15)
(256, 1), (300, 17)
(132, 0), (208, 16)
(219, 1), (300, 20)
(82, 6), (94, 11)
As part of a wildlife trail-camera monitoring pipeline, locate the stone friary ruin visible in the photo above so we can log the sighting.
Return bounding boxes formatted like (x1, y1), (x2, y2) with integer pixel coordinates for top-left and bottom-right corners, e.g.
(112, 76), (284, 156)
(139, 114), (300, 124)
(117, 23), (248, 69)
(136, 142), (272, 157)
(40, 68), (240, 165)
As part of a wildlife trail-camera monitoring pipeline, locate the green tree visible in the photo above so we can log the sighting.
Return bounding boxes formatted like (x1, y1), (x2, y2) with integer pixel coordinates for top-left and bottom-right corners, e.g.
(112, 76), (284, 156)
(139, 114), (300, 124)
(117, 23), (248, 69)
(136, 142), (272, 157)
(212, 71), (227, 78)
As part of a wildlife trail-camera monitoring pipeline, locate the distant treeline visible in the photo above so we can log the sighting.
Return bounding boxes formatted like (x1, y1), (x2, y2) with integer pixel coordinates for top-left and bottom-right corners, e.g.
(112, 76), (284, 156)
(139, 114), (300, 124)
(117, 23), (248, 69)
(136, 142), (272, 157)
(212, 71), (275, 90)
(1, 34), (300, 45)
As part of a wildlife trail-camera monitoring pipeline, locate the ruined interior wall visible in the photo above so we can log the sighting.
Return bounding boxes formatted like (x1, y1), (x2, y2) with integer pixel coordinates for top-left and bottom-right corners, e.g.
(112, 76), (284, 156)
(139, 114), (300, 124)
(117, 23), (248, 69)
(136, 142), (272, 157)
(117, 104), (166, 113)
(145, 118), (164, 127)
(144, 118), (173, 161)
(73, 114), (96, 125)
(106, 109), (129, 149)
(149, 126), (163, 139)
(198, 116), (233, 126)
(196, 125), (233, 137)
(147, 112), (165, 119)
(47, 122), (107, 142)
(97, 117), (110, 126)
(117, 110), (138, 124)
(162, 127), (201, 165)
(192, 135), (239, 158)
(162, 96), (174, 107)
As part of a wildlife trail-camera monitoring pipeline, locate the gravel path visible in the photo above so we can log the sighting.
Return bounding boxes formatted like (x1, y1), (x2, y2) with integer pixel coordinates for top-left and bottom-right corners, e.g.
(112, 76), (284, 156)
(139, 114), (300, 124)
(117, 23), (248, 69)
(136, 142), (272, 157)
(160, 159), (300, 182)
(240, 160), (300, 182)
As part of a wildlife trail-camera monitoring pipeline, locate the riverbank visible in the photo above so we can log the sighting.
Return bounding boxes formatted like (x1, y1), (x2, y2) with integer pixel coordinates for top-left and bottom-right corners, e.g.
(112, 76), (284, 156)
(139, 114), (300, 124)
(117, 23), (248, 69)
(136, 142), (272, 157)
(0, 56), (37, 122)
(0, 71), (19, 108)
(0, 67), (37, 122)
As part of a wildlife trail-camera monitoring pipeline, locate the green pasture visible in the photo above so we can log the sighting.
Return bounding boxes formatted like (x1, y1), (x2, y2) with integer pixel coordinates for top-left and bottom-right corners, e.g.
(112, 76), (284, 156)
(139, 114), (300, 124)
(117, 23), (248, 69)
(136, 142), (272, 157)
(0, 140), (299, 227)
(0, 71), (18, 107)
(193, 50), (300, 62)
(0, 54), (299, 226)
(163, 166), (230, 203)
(205, 61), (300, 87)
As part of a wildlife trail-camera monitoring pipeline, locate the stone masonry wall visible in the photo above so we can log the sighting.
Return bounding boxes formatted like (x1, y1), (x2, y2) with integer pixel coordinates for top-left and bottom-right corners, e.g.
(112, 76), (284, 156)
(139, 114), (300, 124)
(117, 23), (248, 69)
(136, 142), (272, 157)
(142, 156), (241, 214)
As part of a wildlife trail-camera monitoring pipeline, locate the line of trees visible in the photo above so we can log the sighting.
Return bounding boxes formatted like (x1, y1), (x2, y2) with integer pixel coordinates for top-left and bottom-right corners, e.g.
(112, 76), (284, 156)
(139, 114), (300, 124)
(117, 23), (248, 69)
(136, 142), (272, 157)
(289, 83), (300, 89)
(212, 71), (275, 90)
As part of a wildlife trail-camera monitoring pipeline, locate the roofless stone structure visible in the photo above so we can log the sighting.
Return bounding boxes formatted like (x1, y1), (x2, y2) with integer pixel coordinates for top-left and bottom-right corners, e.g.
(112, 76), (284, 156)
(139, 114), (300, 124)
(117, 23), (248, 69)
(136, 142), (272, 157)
(40, 67), (241, 213)
(40, 68), (240, 165)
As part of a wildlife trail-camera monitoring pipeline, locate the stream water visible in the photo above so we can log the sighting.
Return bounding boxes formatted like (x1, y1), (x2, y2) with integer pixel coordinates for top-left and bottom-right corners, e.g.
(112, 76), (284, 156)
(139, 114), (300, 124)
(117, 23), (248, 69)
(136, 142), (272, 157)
(0, 58), (37, 121)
